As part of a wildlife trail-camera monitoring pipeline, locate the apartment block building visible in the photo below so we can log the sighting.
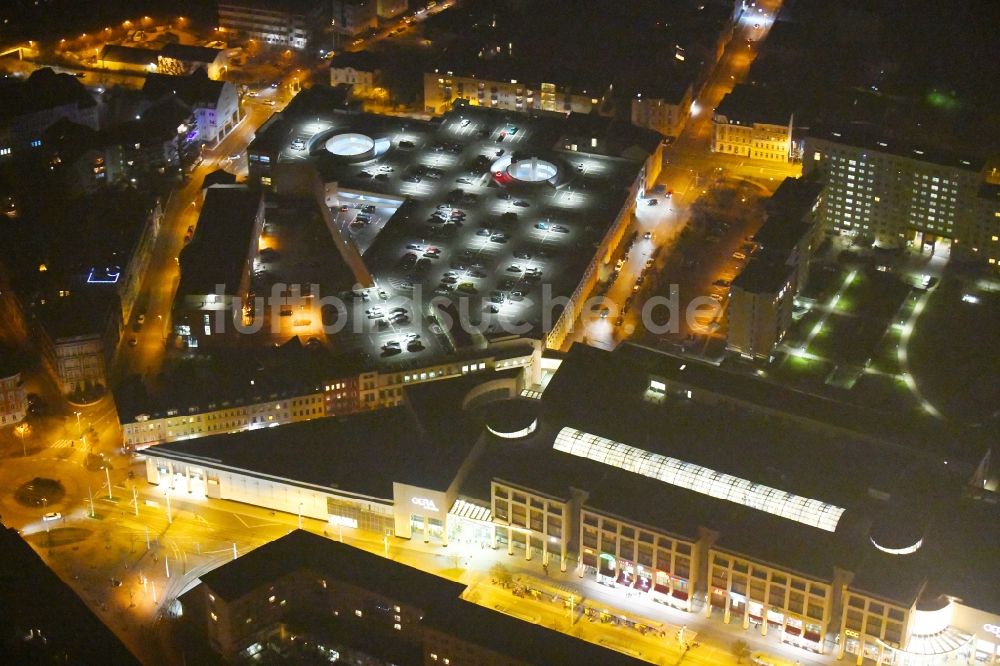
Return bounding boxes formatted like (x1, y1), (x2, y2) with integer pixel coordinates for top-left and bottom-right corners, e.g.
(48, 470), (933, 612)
(217, 0), (323, 50)
(0, 68), (99, 160)
(0, 352), (27, 427)
(119, 339), (540, 449)
(191, 531), (644, 664)
(423, 70), (603, 116)
(727, 177), (823, 360)
(803, 127), (1000, 267)
(330, 0), (377, 38)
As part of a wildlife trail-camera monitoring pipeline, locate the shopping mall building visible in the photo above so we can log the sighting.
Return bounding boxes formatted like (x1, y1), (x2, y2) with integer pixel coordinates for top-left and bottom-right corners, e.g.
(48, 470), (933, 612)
(144, 343), (1000, 666)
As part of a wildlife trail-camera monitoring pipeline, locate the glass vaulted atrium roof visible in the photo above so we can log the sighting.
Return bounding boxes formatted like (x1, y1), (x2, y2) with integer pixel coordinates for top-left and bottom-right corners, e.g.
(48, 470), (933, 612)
(554, 428), (846, 532)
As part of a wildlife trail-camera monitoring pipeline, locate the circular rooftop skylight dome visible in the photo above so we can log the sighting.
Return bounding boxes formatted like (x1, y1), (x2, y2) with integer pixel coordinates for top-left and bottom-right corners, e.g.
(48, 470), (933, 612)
(869, 501), (925, 556)
(508, 157), (558, 183)
(325, 133), (376, 158)
(484, 399), (539, 440)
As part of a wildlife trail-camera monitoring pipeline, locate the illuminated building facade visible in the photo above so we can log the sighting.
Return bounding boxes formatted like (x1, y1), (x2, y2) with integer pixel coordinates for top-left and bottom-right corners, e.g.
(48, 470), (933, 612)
(330, 0), (377, 38)
(423, 71), (601, 116)
(804, 127), (1000, 268)
(712, 85), (795, 164)
(727, 177), (823, 360)
(457, 344), (1000, 662)
(217, 0), (322, 50)
(192, 531), (644, 664)
(0, 357), (27, 427)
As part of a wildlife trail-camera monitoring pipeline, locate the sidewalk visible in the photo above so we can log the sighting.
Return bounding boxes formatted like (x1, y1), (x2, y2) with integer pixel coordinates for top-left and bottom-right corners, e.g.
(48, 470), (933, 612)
(470, 545), (833, 666)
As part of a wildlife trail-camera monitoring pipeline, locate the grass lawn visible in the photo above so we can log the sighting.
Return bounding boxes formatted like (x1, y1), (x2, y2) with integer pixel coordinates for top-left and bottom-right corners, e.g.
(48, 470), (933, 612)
(907, 275), (1000, 423)
(869, 330), (902, 375)
(791, 267), (911, 367)
(849, 373), (919, 413)
(800, 263), (845, 301)
(771, 352), (835, 387)
(784, 311), (823, 347)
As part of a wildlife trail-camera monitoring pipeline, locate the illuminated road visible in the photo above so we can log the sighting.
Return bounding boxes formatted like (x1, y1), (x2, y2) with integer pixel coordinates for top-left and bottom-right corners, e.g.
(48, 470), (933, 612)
(111, 102), (274, 387)
(0, 2), (844, 663)
(2, 432), (834, 666)
(344, 0), (458, 54)
(567, 0), (794, 353)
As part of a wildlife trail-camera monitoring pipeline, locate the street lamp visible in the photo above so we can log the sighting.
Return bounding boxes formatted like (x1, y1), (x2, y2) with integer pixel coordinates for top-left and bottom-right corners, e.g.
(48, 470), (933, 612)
(15, 422), (29, 456)
(74, 411), (82, 438)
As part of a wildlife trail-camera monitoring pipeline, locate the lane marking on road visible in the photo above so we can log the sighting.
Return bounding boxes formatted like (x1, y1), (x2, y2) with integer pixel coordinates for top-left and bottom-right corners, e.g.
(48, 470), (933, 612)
(493, 604), (538, 624)
(599, 639), (643, 659)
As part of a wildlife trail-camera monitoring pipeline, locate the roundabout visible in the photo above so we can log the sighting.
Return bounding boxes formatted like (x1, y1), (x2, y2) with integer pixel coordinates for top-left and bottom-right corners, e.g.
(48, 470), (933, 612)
(14, 477), (66, 507)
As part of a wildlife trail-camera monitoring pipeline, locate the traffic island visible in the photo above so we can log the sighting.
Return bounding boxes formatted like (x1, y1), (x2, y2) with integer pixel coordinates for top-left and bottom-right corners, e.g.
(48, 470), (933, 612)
(14, 477), (66, 507)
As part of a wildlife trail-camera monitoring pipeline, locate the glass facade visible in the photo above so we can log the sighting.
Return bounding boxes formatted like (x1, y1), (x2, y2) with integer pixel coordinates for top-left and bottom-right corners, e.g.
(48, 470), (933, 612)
(554, 427), (845, 531)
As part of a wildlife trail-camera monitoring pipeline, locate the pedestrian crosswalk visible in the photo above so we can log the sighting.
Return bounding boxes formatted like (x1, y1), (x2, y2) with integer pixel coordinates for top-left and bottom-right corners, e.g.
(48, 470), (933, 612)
(51, 439), (75, 449)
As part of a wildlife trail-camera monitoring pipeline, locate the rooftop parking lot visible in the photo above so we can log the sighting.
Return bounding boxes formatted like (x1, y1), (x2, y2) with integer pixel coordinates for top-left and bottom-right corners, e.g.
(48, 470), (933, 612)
(249, 101), (652, 367)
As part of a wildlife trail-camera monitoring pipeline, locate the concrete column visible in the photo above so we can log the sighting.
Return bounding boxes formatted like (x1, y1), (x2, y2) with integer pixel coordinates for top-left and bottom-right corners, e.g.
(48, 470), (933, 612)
(761, 605), (768, 636)
(723, 596), (731, 624)
(742, 603), (750, 630)
(560, 541), (567, 572)
(507, 527), (514, 556)
(836, 632), (846, 660)
(422, 516), (429, 543)
(855, 638), (865, 666)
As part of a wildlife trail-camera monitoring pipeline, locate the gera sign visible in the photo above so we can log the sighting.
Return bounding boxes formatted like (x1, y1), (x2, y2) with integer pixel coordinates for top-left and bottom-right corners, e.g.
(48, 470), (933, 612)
(411, 497), (440, 512)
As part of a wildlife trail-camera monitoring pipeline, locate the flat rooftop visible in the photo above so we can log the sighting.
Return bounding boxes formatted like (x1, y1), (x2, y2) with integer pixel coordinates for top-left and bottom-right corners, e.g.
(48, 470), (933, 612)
(540, 344), (970, 506)
(425, 0), (727, 99)
(142, 71), (226, 109)
(0, 67), (95, 122)
(249, 88), (654, 356)
(200, 531), (646, 664)
(460, 412), (869, 583)
(146, 405), (471, 499)
(807, 124), (988, 171)
(715, 84), (794, 126)
(731, 256), (795, 294)
(177, 185), (262, 298)
(0, 527), (138, 664)
(114, 338), (369, 424)
(461, 344), (999, 607)
(158, 43), (223, 64)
